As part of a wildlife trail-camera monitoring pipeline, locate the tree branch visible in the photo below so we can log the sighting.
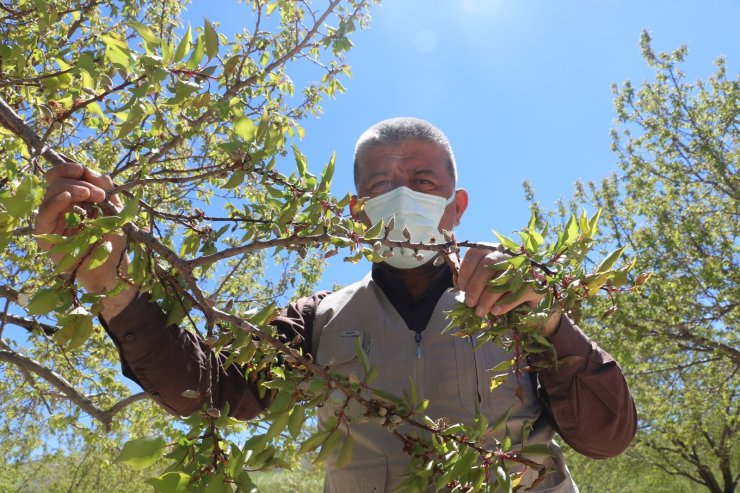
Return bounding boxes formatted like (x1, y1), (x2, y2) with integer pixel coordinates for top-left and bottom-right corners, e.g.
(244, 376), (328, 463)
(0, 349), (148, 430)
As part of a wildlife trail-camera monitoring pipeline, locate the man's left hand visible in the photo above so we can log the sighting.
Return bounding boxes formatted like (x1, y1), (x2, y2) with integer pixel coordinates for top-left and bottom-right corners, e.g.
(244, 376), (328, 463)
(455, 247), (561, 336)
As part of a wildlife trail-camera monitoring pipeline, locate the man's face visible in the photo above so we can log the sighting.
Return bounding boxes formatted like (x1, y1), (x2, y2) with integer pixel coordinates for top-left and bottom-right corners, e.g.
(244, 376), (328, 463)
(353, 140), (468, 232)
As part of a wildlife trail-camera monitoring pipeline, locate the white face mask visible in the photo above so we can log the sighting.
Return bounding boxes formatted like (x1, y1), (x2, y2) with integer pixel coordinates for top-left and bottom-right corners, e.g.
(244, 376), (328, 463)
(364, 186), (455, 269)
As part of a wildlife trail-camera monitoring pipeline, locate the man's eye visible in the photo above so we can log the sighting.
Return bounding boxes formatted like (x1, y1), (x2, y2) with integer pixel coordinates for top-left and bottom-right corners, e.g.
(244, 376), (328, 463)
(370, 181), (391, 192)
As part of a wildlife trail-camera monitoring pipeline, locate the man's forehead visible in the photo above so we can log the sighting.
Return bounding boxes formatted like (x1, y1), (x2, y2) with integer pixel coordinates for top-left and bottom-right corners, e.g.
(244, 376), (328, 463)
(359, 142), (447, 169)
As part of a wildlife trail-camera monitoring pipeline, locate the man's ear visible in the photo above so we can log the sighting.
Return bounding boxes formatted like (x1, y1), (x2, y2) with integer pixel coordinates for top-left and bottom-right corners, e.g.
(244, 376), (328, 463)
(453, 189), (468, 226)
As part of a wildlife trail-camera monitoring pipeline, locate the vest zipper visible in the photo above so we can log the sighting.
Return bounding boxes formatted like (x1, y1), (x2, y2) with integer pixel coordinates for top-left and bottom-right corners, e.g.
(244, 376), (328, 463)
(469, 335), (483, 407)
(414, 330), (424, 402)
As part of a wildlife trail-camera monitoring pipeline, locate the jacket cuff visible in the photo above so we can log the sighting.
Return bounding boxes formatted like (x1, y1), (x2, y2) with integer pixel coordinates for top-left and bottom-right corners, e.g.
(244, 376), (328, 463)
(102, 292), (171, 363)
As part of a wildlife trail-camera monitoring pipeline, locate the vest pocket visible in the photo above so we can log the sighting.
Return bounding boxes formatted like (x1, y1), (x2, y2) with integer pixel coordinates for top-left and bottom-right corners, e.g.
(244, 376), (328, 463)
(316, 329), (371, 371)
(324, 455), (388, 492)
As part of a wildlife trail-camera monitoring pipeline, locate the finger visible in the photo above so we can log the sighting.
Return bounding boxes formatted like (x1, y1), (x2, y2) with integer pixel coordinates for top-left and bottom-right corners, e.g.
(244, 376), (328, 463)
(44, 179), (105, 203)
(35, 191), (72, 235)
(457, 248), (488, 292)
(44, 162), (87, 184)
(473, 289), (506, 317)
(81, 167), (113, 191)
(491, 287), (541, 316)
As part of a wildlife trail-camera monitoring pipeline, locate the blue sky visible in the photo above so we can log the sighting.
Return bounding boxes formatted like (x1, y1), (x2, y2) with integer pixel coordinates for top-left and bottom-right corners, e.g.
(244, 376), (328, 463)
(187, 1), (739, 287)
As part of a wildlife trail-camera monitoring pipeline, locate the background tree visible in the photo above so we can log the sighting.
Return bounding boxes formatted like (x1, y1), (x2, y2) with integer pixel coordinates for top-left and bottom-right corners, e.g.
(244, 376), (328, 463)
(529, 32), (738, 493)
(0, 0), (370, 491)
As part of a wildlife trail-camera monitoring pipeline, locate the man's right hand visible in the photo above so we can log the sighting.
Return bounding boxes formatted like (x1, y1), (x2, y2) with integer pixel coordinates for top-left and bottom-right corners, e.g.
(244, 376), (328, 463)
(35, 162), (138, 320)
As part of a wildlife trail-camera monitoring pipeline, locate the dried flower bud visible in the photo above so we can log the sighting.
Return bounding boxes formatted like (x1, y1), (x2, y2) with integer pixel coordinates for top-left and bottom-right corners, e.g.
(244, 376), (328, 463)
(348, 373), (361, 385)
(389, 414), (402, 424)
(378, 407), (388, 417)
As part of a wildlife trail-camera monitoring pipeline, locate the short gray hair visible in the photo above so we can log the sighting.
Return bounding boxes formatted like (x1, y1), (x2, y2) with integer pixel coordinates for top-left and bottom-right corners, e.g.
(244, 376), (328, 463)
(353, 117), (457, 189)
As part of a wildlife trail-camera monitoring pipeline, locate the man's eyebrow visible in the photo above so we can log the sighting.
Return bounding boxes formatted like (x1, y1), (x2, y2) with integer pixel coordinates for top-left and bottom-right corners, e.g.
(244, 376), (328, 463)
(410, 168), (436, 177)
(364, 169), (389, 181)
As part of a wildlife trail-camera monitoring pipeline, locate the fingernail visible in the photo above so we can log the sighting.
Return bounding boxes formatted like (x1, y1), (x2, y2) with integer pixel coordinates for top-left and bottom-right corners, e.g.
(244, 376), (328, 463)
(491, 306), (502, 316)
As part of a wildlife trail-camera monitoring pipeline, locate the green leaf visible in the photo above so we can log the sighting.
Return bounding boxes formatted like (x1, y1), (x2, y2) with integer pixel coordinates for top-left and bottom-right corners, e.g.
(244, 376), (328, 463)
(288, 405), (306, 438)
(493, 231), (519, 250)
(353, 336), (371, 374)
(146, 472), (191, 493)
(292, 144), (307, 177)
(596, 246), (626, 273)
(173, 25), (192, 63)
(318, 153), (335, 193)
(114, 436), (166, 469)
(335, 435), (354, 468)
(54, 308), (94, 349)
(26, 288), (61, 315)
(362, 217), (384, 240)
(224, 170), (245, 189)
(298, 430), (331, 454)
(519, 443), (553, 456)
(204, 19), (219, 59)
(265, 410), (290, 439)
(315, 428), (342, 463)
(130, 21), (158, 44)
(118, 192), (140, 224)
(234, 117), (256, 140)
(87, 241), (113, 270)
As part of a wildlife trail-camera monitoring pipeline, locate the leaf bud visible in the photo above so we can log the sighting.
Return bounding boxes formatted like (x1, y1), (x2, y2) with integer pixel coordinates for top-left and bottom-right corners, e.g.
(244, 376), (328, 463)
(324, 249), (338, 259)
(373, 241), (382, 251)
(385, 216), (395, 234)
(206, 408), (221, 418)
(389, 414), (402, 424)
(402, 227), (411, 241)
(181, 389), (200, 399)
(378, 407), (388, 417)
(414, 253), (425, 261)
(381, 250), (394, 258)
(433, 255), (445, 266)
(442, 229), (454, 242)
(203, 335), (218, 347)
(348, 373), (361, 385)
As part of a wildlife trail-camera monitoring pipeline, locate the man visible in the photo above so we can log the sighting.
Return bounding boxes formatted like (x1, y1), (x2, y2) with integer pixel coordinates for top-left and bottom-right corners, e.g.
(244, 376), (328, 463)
(36, 118), (636, 492)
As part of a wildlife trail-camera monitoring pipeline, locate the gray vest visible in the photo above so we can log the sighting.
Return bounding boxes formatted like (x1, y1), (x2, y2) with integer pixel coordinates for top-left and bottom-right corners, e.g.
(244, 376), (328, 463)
(313, 274), (578, 493)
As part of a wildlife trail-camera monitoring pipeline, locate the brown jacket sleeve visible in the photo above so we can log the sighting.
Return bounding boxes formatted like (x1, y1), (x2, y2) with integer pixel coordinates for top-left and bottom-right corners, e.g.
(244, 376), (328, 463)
(532, 315), (637, 458)
(102, 291), (328, 420)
